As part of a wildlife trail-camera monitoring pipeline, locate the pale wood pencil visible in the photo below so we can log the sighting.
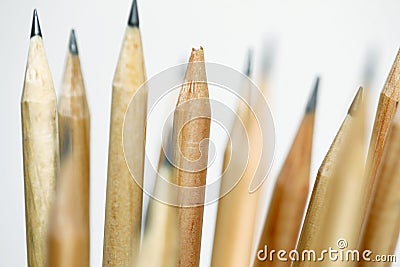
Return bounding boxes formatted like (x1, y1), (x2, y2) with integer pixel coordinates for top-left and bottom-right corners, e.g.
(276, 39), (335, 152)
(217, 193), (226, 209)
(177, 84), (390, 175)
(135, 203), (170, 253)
(137, 134), (178, 267)
(357, 110), (400, 267)
(211, 52), (265, 267)
(315, 88), (366, 267)
(173, 47), (210, 267)
(361, 49), (400, 225)
(103, 0), (147, 266)
(48, 30), (90, 267)
(293, 88), (364, 267)
(254, 78), (319, 267)
(21, 10), (58, 267)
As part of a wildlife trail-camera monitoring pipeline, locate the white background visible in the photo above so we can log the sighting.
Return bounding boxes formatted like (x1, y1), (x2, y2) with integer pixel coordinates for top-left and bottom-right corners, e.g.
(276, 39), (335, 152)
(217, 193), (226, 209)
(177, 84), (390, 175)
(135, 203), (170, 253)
(1, 0), (400, 266)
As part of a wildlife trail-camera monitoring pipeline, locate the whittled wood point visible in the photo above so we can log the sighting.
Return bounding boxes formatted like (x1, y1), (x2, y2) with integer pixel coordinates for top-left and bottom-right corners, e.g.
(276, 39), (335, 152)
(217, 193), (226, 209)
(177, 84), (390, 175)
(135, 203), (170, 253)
(174, 48), (210, 267)
(48, 35), (90, 267)
(21, 35), (58, 267)
(103, 25), (147, 267)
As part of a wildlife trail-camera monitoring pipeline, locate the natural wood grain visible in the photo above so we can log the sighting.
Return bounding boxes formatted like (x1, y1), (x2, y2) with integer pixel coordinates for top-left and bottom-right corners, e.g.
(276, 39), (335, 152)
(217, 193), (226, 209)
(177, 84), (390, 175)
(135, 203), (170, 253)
(357, 110), (400, 267)
(173, 48), (211, 267)
(293, 88), (364, 267)
(21, 35), (59, 267)
(48, 42), (90, 267)
(103, 25), (147, 267)
(362, 49), (400, 223)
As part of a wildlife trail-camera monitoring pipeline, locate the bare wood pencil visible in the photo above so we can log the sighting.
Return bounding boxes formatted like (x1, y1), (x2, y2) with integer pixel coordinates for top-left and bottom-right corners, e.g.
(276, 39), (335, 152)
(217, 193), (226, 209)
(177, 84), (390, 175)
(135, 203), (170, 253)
(21, 10), (58, 267)
(254, 78), (319, 267)
(137, 134), (178, 267)
(315, 88), (366, 267)
(293, 88), (364, 267)
(211, 53), (265, 267)
(357, 110), (400, 267)
(172, 48), (211, 267)
(362, 49), (400, 223)
(48, 30), (90, 267)
(103, 1), (147, 266)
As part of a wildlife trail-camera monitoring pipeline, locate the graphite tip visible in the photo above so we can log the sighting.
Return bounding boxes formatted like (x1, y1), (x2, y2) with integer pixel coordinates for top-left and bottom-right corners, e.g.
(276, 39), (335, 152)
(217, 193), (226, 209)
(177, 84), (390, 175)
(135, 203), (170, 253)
(30, 9), (42, 38)
(69, 29), (79, 55)
(128, 0), (139, 27)
(305, 76), (320, 113)
(244, 49), (253, 77)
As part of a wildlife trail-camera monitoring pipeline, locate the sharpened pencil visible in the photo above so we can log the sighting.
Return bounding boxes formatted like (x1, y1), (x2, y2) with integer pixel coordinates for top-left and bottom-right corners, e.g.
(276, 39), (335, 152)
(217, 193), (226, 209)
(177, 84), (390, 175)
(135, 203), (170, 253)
(21, 9), (59, 267)
(48, 29), (90, 267)
(254, 78), (319, 267)
(102, 0), (147, 266)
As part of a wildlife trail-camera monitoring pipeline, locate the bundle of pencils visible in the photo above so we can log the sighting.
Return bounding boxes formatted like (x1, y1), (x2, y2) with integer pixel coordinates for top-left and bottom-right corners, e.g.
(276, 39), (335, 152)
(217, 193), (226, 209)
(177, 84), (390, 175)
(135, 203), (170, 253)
(20, 1), (400, 267)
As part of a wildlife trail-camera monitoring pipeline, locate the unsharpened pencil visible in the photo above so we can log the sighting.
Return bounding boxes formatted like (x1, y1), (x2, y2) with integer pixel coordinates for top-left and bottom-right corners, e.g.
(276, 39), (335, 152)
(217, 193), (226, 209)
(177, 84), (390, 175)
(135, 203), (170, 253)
(254, 78), (319, 267)
(21, 9), (59, 267)
(48, 29), (90, 267)
(102, 0), (147, 266)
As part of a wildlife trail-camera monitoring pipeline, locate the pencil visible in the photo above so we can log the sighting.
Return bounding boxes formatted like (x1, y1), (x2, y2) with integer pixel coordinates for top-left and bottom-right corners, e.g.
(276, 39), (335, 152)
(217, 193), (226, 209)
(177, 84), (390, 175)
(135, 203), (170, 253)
(211, 52), (264, 267)
(315, 88), (366, 267)
(362, 49), (400, 222)
(173, 47), (211, 267)
(293, 88), (364, 267)
(21, 9), (58, 267)
(254, 78), (319, 267)
(103, 0), (147, 266)
(48, 29), (90, 267)
(137, 131), (178, 267)
(357, 111), (400, 267)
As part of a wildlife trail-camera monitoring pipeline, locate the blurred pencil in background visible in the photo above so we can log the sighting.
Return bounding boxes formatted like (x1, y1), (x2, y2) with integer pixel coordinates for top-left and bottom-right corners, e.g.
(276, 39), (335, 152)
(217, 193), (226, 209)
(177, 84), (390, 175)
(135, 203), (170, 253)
(21, 10), (59, 267)
(48, 30), (90, 267)
(102, 0), (147, 266)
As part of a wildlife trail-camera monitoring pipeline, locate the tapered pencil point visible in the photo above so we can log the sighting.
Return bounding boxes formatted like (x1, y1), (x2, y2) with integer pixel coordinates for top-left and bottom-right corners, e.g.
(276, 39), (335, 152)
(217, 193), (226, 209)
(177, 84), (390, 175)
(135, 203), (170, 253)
(244, 49), (253, 77)
(348, 87), (364, 115)
(306, 77), (320, 113)
(128, 0), (139, 27)
(30, 9), (42, 38)
(69, 29), (79, 55)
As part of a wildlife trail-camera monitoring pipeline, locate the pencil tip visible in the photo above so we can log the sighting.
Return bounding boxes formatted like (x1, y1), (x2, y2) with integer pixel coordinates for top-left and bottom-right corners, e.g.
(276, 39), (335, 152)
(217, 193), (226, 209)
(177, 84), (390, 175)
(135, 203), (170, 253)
(244, 49), (253, 77)
(349, 87), (364, 115)
(69, 29), (79, 55)
(30, 9), (42, 38)
(128, 0), (139, 27)
(306, 77), (320, 113)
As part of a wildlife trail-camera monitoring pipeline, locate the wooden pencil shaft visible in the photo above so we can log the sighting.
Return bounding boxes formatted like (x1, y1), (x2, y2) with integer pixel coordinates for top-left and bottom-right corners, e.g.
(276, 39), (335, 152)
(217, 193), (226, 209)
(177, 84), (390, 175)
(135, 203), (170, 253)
(357, 112), (400, 267)
(211, 88), (264, 267)
(173, 48), (210, 267)
(48, 51), (90, 267)
(254, 112), (314, 267)
(293, 88), (364, 267)
(103, 26), (147, 267)
(21, 36), (58, 267)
